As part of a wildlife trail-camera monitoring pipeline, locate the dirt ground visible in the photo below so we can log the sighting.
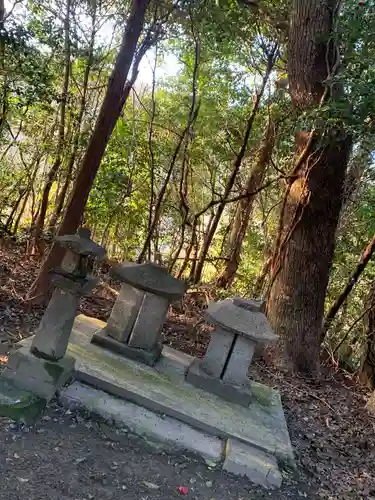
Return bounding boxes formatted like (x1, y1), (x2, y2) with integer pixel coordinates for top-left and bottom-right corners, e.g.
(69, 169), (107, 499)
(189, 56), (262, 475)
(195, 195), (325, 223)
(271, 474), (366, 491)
(0, 402), (315, 500)
(1, 242), (375, 499)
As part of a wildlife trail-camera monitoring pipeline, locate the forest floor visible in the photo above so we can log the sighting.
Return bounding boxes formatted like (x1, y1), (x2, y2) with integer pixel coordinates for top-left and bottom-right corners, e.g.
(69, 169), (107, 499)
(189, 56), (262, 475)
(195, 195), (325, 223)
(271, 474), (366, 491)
(0, 242), (375, 500)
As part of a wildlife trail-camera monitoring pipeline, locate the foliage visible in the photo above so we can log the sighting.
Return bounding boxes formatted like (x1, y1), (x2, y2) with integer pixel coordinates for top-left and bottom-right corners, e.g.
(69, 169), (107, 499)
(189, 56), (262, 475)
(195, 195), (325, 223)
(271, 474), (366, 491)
(0, 0), (375, 374)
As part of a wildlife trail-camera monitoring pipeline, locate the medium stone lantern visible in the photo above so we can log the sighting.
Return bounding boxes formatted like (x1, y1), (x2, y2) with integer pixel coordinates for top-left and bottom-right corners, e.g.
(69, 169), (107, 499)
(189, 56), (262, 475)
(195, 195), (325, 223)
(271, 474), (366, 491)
(92, 262), (187, 365)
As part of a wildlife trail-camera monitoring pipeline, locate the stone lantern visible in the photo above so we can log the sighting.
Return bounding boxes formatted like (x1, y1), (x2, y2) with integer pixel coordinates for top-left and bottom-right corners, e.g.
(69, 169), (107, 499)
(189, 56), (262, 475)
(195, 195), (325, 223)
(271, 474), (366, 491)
(1, 228), (105, 402)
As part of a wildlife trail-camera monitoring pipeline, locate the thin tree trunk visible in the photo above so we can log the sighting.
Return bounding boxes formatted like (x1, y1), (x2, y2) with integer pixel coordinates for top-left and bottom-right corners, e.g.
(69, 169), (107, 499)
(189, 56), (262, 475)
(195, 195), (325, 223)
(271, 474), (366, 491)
(363, 282), (375, 414)
(27, 0), (150, 303)
(177, 220), (198, 279)
(217, 117), (276, 288)
(252, 254), (272, 297)
(192, 46), (277, 284)
(322, 232), (375, 339)
(4, 188), (27, 232)
(266, 0), (352, 376)
(32, 0), (72, 253)
(48, 0), (97, 233)
(146, 43), (158, 261)
(0, 0), (8, 139)
(137, 43), (200, 265)
(13, 188), (30, 235)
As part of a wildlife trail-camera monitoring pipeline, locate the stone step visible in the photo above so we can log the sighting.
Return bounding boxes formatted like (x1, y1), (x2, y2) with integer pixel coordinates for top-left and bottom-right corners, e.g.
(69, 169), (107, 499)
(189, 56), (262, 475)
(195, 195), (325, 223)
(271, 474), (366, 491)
(59, 381), (224, 465)
(59, 381), (283, 489)
(224, 439), (282, 488)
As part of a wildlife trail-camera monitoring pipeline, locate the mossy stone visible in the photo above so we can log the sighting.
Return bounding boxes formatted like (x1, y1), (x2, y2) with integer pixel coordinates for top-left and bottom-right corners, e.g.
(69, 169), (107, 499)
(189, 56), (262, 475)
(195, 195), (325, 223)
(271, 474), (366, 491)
(0, 378), (46, 423)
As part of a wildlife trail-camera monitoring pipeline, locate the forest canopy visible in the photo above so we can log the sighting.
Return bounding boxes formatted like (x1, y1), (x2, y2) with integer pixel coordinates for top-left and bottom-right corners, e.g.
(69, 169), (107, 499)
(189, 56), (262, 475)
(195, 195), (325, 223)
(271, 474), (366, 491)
(1, 0), (375, 385)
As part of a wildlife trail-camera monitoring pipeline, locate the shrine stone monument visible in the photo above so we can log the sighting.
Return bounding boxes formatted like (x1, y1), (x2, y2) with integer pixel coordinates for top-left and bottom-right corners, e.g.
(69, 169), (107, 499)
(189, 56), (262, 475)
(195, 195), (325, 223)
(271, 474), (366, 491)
(186, 299), (277, 406)
(0, 228), (105, 420)
(91, 262), (187, 365)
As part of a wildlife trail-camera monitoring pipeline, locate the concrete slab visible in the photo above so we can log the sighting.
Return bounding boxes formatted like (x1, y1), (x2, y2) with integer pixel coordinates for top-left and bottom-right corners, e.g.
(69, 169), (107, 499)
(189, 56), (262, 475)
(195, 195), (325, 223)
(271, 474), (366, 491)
(206, 300), (277, 343)
(232, 297), (265, 313)
(19, 316), (192, 381)
(105, 283), (144, 342)
(59, 381), (224, 464)
(222, 335), (255, 385)
(199, 327), (234, 378)
(224, 439), (282, 488)
(110, 262), (187, 300)
(155, 345), (194, 380)
(31, 287), (79, 360)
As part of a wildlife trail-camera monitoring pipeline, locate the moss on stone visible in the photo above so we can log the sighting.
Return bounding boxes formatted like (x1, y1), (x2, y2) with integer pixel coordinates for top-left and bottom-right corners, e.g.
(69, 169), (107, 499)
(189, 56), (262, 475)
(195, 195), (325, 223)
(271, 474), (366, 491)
(251, 382), (275, 410)
(0, 379), (46, 423)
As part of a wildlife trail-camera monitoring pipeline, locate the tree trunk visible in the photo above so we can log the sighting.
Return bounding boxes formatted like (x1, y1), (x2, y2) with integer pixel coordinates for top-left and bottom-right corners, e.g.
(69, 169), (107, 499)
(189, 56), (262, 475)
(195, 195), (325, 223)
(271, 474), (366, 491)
(359, 281), (375, 388)
(31, 0), (72, 254)
(364, 282), (375, 415)
(323, 232), (375, 340)
(48, 0), (98, 233)
(266, 0), (352, 376)
(4, 188), (27, 233)
(217, 117), (276, 288)
(252, 253), (272, 297)
(192, 45), (277, 285)
(27, 0), (149, 303)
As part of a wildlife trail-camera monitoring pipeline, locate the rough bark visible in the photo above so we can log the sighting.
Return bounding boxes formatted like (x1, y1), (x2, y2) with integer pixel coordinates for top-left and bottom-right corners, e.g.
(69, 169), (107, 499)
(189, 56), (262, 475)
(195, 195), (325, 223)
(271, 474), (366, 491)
(266, 0), (352, 375)
(217, 117), (276, 288)
(27, 0), (149, 303)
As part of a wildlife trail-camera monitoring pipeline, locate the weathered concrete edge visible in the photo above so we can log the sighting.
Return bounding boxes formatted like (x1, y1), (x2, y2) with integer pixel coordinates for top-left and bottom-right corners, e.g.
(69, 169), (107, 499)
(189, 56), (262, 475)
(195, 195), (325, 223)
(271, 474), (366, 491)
(58, 381), (225, 466)
(58, 382), (285, 489)
(75, 366), (297, 467)
(223, 438), (282, 489)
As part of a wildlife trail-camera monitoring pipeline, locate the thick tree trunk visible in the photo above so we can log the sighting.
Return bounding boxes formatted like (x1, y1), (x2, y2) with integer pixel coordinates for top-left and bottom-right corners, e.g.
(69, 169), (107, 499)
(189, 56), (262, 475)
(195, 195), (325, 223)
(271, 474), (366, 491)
(217, 117), (276, 288)
(266, 0), (352, 375)
(27, 0), (149, 303)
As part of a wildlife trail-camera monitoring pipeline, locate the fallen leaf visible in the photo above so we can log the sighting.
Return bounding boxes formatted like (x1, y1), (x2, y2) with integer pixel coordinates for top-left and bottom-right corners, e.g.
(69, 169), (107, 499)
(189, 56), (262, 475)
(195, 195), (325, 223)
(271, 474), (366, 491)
(142, 481), (160, 490)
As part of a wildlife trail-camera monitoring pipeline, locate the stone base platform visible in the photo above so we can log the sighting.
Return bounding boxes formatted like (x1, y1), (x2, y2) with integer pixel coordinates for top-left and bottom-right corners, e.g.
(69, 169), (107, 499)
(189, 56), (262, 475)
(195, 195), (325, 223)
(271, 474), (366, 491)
(17, 314), (294, 488)
(91, 330), (162, 366)
(0, 378), (47, 423)
(1, 347), (75, 401)
(186, 358), (252, 407)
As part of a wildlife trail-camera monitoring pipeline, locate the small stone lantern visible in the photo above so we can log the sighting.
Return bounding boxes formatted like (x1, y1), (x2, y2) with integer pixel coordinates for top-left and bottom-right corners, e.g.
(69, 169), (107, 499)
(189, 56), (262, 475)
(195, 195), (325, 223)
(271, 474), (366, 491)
(186, 299), (277, 407)
(30, 228), (106, 360)
(1, 228), (105, 402)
